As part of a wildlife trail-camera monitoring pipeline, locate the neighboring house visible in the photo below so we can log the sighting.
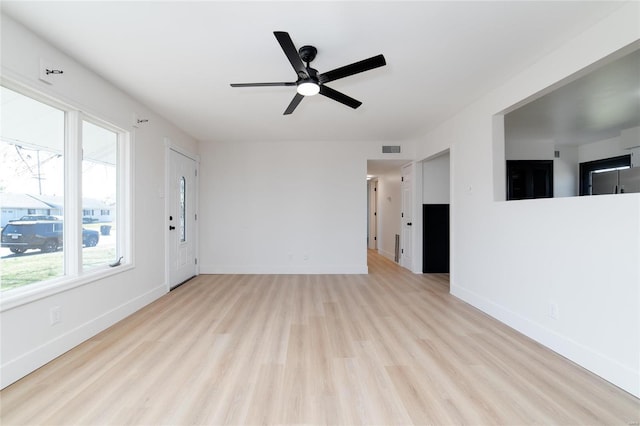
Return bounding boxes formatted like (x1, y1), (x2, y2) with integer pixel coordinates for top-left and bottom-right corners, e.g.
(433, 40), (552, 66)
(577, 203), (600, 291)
(0, 193), (113, 227)
(30, 194), (113, 223)
(0, 193), (58, 227)
(81, 197), (114, 223)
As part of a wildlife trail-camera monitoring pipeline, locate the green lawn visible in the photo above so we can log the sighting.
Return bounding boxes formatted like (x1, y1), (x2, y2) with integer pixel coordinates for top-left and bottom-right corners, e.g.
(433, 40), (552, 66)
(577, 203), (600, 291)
(1, 246), (116, 291)
(1, 251), (65, 290)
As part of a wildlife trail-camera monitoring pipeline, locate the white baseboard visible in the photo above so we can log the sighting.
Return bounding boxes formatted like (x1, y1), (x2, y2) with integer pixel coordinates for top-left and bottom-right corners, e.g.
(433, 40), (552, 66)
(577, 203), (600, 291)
(378, 249), (397, 262)
(199, 264), (368, 274)
(0, 284), (167, 389)
(451, 284), (640, 398)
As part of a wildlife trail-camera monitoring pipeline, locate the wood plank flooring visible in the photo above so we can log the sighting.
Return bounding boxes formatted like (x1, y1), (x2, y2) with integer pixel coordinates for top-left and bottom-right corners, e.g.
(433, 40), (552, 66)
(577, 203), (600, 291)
(1, 250), (639, 425)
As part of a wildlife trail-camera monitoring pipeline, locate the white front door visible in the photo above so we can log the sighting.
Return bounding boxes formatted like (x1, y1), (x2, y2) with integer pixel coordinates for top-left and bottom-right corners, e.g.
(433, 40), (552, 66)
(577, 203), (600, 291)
(401, 164), (413, 269)
(168, 149), (197, 288)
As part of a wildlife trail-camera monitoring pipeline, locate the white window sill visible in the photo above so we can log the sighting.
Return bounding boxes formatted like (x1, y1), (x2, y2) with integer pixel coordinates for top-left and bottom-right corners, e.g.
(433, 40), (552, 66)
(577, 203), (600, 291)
(0, 263), (134, 313)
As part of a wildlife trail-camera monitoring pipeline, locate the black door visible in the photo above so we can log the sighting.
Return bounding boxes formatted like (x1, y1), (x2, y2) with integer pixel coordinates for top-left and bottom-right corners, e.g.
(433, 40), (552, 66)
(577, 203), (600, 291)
(423, 204), (449, 273)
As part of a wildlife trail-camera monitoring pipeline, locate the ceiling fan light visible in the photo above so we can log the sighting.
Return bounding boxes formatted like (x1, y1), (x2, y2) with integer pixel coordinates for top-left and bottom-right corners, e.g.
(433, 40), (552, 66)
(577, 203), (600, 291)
(297, 81), (320, 96)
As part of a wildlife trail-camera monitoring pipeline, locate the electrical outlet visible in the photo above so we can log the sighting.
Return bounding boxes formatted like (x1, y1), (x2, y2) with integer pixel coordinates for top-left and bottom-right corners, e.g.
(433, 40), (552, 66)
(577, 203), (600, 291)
(549, 302), (559, 320)
(50, 306), (61, 325)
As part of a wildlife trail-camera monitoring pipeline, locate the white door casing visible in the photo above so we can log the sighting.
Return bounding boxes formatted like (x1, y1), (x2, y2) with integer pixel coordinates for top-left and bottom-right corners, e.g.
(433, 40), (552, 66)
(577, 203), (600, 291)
(368, 179), (378, 250)
(401, 163), (413, 270)
(168, 148), (198, 288)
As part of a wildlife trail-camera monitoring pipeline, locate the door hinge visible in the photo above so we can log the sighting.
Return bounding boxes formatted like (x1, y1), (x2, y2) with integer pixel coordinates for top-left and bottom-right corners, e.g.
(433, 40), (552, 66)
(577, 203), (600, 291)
(374, 212), (377, 216)
(195, 213), (197, 220)
(401, 176), (404, 182)
(195, 258), (198, 265)
(401, 212), (404, 217)
(401, 249), (404, 254)
(195, 169), (198, 177)
(374, 187), (376, 191)
(374, 236), (377, 241)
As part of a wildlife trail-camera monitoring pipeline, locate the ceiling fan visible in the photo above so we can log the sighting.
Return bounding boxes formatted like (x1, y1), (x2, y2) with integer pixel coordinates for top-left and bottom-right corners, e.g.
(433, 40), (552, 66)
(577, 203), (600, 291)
(230, 31), (386, 115)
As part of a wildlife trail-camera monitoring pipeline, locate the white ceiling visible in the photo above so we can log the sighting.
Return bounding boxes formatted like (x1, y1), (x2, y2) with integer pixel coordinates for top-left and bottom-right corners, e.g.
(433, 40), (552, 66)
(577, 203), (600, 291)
(505, 48), (640, 147)
(1, 1), (628, 144)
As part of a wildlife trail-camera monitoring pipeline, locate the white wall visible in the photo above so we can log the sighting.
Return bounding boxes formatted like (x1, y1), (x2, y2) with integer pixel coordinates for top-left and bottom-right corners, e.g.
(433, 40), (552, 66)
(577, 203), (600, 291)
(554, 146), (579, 197)
(0, 15), (198, 388)
(375, 170), (402, 262)
(505, 138), (555, 160)
(197, 140), (414, 274)
(422, 152), (450, 204)
(579, 135), (629, 164)
(416, 2), (640, 397)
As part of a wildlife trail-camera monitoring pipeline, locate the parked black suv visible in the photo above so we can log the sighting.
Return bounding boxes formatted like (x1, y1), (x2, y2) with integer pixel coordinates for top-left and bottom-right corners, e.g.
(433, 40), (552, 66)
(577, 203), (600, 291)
(14, 215), (61, 222)
(1, 220), (99, 254)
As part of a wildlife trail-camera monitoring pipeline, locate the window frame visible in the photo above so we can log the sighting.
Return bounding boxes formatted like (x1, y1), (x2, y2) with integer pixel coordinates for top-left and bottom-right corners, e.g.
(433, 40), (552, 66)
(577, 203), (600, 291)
(0, 80), (133, 312)
(579, 154), (631, 196)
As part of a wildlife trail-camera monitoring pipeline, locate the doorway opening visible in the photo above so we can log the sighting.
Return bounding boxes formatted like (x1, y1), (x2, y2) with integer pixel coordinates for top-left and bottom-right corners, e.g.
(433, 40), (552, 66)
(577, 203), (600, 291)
(420, 150), (451, 275)
(366, 159), (410, 267)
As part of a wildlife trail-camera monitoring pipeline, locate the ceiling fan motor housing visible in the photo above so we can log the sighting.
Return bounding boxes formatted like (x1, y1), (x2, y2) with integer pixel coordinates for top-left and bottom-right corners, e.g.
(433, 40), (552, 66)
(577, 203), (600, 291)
(298, 45), (317, 63)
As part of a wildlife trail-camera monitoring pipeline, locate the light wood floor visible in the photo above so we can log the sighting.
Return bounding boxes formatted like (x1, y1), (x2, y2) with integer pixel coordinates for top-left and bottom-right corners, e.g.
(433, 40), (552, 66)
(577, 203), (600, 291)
(1, 251), (639, 425)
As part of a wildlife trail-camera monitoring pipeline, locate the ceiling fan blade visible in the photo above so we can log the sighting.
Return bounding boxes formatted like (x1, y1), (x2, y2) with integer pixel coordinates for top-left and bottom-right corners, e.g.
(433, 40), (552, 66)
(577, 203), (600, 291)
(319, 85), (362, 109)
(284, 93), (304, 115)
(318, 54), (386, 84)
(274, 31), (309, 79)
(231, 82), (296, 87)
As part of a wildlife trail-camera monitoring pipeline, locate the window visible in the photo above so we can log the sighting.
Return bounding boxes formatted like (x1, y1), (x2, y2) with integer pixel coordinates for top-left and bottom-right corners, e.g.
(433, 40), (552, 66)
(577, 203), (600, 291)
(82, 120), (117, 271)
(579, 155), (631, 195)
(0, 86), (65, 289)
(0, 84), (130, 296)
(179, 176), (186, 243)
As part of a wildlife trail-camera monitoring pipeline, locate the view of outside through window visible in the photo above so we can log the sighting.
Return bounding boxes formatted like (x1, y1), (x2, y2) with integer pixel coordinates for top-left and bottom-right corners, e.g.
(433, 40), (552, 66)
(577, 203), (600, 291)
(180, 176), (186, 243)
(0, 86), (118, 291)
(82, 121), (117, 271)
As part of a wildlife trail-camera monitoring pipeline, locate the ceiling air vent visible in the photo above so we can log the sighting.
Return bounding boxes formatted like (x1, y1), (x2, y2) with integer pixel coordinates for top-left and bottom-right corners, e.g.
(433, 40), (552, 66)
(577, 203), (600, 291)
(382, 145), (401, 154)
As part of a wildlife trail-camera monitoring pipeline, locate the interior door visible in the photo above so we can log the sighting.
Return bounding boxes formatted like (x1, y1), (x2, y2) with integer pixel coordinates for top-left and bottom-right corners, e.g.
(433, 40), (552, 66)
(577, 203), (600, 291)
(401, 164), (413, 269)
(169, 149), (197, 288)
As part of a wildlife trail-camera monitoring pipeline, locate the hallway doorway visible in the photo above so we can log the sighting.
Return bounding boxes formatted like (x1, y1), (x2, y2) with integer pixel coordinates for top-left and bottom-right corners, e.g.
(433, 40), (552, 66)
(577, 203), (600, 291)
(366, 159), (411, 267)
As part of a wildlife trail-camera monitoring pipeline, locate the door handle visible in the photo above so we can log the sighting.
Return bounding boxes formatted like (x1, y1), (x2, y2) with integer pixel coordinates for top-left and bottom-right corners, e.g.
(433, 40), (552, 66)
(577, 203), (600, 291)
(169, 226), (176, 230)
(407, 222), (412, 226)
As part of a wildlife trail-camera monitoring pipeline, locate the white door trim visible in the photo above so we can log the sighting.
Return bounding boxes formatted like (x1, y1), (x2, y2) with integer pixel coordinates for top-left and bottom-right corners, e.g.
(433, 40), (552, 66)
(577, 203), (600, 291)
(368, 179), (378, 250)
(401, 161), (423, 273)
(400, 163), (412, 270)
(164, 139), (200, 291)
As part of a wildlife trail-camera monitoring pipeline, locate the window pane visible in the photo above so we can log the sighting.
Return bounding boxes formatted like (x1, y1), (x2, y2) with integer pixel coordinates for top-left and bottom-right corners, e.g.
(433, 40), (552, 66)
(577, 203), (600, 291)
(180, 176), (186, 242)
(0, 86), (65, 290)
(82, 121), (117, 271)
